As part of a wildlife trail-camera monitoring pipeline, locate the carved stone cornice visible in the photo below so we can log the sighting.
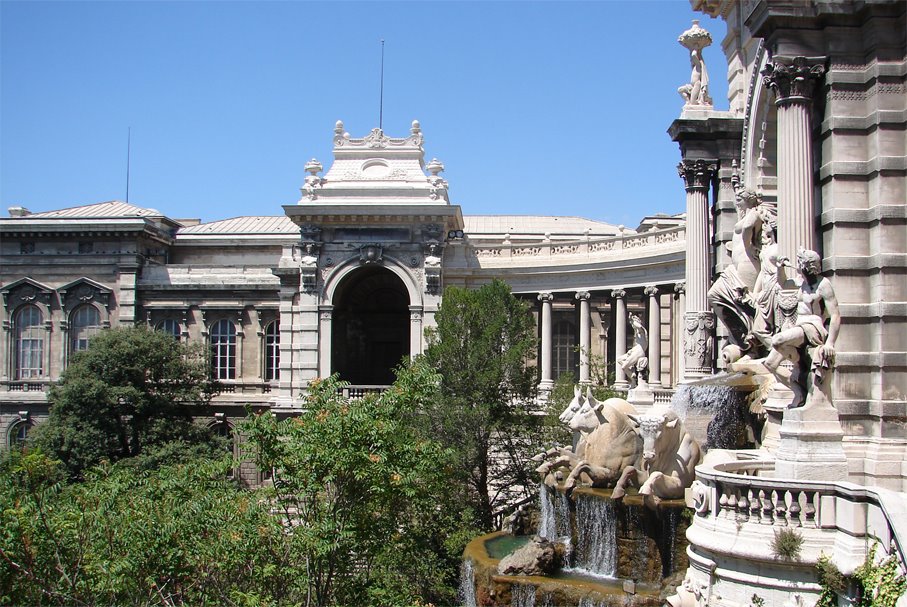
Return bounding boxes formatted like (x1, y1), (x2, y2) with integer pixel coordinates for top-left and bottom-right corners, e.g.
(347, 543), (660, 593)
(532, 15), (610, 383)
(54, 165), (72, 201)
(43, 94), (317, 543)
(538, 292), (554, 303)
(644, 285), (659, 298)
(677, 159), (717, 192)
(610, 289), (627, 300)
(762, 56), (826, 107)
(575, 291), (591, 302)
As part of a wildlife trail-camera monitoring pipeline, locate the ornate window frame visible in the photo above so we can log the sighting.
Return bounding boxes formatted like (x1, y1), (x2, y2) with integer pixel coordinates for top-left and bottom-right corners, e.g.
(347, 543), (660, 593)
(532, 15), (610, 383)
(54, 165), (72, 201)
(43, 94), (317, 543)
(1, 278), (54, 383)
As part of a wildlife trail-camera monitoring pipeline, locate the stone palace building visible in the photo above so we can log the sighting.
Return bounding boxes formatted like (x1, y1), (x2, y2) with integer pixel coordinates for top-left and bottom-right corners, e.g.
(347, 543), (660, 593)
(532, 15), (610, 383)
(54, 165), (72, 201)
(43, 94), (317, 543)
(1, 0), (905, 550)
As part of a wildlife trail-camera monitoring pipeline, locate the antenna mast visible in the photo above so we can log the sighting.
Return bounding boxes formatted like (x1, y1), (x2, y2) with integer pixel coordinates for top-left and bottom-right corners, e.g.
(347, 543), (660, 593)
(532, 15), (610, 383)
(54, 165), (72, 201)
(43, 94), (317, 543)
(126, 127), (131, 203)
(379, 39), (385, 130)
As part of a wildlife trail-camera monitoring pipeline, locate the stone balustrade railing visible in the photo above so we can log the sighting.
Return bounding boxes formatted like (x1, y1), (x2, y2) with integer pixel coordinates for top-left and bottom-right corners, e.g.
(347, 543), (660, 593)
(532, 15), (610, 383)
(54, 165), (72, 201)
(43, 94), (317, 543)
(469, 226), (685, 260)
(693, 457), (907, 572)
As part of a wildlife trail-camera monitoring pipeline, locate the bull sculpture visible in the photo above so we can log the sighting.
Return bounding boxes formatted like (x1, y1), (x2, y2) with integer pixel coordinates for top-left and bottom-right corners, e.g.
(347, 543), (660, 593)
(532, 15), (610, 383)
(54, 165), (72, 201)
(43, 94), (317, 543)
(535, 390), (640, 490)
(611, 406), (701, 504)
(535, 388), (702, 508)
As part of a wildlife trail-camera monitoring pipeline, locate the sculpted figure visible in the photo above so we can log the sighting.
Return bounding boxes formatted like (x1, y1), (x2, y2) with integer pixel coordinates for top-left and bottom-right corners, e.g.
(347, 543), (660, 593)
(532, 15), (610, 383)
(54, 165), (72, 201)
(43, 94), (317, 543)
(707, 188), (763, 361)
(611, 407), (701, 507)
(748, 207), (780, 353)
(678, 20), (713, 107)
(616, 313), (648, 386)
(761, 249), (841, 408)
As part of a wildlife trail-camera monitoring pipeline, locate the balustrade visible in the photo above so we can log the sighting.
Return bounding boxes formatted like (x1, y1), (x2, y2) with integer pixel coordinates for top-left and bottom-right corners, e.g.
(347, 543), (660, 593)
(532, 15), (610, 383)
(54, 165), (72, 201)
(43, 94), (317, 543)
(469, 226), (685, 261)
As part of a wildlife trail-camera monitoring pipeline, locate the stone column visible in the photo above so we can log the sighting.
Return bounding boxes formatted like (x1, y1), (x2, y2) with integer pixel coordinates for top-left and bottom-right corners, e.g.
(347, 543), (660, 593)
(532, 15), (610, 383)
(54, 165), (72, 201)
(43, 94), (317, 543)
(678, 159), (717, 378)
(409, 306), (423, 359)
(644, 285), (661, 387)
(318, 305), (333, 379)
(538, 292), (554, 392)
(575, 291), (591, 384)
(762, 56), (825, 284)
(673, 282), (686, 383)
(611, 289), (628, 389)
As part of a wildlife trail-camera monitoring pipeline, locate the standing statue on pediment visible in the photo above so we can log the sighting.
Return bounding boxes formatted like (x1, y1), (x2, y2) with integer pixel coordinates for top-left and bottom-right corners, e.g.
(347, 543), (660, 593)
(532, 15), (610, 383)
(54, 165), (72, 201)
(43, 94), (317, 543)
(761, 249), (841, 408)
(678, 20), (713, 108)
(617, 313), (648, 388)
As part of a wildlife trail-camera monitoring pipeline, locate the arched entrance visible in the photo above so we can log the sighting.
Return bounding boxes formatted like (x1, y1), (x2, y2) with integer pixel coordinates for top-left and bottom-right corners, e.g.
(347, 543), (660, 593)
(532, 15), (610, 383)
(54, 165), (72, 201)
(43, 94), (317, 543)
(331, 266), (410, 386)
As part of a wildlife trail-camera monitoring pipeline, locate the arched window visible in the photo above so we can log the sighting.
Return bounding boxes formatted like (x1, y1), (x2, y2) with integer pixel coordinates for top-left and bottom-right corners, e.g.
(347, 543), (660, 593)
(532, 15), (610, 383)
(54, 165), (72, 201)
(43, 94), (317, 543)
(553, 318), (577, 381)
(71, 305), (101, 353)
(15, 305), (44, 379)
(156, 319), (181, 339)
(264, 321), (280, 381)
(210, 320), (236, 380)
(8, 421), (31, 448)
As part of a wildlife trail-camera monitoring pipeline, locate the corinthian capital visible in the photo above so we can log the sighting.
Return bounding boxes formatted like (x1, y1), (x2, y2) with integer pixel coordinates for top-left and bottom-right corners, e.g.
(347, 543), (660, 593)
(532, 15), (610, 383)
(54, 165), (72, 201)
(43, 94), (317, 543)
(677, 159), (717, 192)
(762, 56), (826, 106)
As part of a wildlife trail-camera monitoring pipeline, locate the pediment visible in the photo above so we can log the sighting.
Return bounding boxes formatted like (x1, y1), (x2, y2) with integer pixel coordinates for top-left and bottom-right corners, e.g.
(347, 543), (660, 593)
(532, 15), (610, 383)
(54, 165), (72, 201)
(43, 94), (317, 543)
(58, 277), (113, 312)
(1, 277), (55, 310)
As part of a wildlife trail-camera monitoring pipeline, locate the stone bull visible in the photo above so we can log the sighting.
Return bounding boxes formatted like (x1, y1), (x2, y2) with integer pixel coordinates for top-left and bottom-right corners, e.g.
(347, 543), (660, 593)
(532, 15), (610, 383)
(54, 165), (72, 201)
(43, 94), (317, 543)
(610, 406), (701, 503)
(536, 393), (641, 492)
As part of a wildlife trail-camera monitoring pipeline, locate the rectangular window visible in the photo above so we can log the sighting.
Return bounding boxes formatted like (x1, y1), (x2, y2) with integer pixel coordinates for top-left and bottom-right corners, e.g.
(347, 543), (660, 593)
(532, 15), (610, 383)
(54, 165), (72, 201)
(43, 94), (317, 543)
(17, 338), (43, 379)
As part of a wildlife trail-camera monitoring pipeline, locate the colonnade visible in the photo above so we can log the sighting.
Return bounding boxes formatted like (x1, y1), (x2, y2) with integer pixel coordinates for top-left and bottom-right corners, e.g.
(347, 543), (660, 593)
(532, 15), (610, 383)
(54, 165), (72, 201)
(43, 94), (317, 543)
(534, 284), (682, 392)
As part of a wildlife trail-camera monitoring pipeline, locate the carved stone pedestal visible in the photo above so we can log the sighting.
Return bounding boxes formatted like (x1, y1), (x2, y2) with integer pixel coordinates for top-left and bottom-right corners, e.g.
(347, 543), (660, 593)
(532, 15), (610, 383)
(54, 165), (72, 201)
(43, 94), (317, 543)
(774, 403), (848, 481)
(627, 379), (655, 413)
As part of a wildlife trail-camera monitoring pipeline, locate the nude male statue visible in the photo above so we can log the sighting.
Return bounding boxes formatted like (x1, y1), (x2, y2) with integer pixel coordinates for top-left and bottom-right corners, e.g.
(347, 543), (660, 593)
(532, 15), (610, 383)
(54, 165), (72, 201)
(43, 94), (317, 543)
(761, 249), (841, 407)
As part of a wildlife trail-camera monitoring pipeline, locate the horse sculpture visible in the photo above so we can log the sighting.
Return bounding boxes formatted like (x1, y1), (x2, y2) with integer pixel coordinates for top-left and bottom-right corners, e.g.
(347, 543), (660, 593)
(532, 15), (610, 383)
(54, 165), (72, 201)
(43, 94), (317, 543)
(610, 406), (701, 503)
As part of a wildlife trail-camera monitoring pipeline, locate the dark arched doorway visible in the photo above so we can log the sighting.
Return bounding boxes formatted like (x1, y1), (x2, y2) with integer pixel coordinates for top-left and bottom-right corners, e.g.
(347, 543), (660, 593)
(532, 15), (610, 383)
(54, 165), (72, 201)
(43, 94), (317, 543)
(332, 266), (410, 385)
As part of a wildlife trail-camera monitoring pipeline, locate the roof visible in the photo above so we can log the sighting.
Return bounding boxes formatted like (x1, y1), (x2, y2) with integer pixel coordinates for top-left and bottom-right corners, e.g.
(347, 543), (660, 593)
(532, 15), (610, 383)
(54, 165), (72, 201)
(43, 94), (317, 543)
(177, 216), (298, 235)
(23, 201), (164, 219)
(463, 215), (625, 236)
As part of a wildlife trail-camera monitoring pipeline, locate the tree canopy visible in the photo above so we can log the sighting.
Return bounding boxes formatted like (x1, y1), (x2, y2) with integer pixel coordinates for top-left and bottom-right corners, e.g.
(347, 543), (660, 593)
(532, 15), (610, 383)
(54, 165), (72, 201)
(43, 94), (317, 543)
(30, 326), (221, 477)
(422, 279), (540, 529)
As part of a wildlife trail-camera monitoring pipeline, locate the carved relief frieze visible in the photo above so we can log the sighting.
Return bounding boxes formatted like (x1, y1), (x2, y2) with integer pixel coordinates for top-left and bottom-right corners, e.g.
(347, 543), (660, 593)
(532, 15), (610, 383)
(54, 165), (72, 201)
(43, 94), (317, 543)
(683, 311), (715, 373)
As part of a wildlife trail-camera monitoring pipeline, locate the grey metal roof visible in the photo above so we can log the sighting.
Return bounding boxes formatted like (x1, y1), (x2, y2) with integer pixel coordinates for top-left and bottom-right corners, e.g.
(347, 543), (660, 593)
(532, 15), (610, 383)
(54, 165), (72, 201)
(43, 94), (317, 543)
(177, 216), (298, 235)
(24, 201), (164, 219)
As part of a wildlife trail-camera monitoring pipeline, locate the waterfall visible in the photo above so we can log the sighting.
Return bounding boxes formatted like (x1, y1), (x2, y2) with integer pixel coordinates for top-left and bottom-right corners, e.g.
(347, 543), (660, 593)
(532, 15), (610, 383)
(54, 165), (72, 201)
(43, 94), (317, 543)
(539, 483), (571, 540)
(459, 559), (477, 607)
(510, 584), (536, 607)
(538, 483), (556, 539)
(573, 493), (617, 576)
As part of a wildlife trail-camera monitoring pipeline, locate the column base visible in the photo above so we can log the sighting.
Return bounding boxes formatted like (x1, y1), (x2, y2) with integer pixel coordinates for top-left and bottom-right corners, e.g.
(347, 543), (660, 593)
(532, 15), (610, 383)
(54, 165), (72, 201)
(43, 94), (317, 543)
(774, 404), (848, 481)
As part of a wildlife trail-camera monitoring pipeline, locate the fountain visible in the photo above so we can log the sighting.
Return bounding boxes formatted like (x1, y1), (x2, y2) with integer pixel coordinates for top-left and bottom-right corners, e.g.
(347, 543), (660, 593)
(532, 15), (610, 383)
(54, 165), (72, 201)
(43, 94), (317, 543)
(461, 390), (700, 607)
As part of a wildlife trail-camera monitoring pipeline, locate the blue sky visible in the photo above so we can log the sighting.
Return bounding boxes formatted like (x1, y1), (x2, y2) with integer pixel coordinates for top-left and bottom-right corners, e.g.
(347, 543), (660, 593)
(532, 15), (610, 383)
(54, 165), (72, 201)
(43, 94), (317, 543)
(1, 1), (728, 227)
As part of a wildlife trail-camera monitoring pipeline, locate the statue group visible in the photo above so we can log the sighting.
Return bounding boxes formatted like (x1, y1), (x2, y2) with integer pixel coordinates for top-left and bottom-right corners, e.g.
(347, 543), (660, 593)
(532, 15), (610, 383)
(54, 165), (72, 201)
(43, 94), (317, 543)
(707, 173), (841, 409)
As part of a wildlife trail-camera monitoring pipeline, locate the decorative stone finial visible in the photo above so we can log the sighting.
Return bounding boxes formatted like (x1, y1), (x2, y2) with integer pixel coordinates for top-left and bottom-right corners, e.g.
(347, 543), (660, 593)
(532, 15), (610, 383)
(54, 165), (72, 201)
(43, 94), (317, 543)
(334, 120), (344, 135)
(304, 158), (323, 176)
(302, 159), (325, 201)
(411, 119), (421, 135)
(426, 158), (444, 176)
(678, 20), (713, 108)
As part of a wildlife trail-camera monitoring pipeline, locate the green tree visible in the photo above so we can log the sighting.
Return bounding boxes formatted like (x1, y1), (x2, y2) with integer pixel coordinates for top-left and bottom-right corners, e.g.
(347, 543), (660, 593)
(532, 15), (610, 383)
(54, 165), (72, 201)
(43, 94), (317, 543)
(243, 364), (473, 607)
(422, 279), (539, 529)
(0, 450), (296, 606)
(30, 326), (221, 478)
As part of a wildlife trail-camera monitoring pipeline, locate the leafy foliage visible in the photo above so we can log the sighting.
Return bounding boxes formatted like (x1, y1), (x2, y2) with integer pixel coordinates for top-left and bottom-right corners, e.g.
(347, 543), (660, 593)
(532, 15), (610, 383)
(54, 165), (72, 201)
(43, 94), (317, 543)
(853, 544), (907, 607)
(422, 279), (540, 529)
(243, 365), (474, 607)
(0, 450), (293, 606)
(771, 528), (804, 561)
(29, 327), (222, 478)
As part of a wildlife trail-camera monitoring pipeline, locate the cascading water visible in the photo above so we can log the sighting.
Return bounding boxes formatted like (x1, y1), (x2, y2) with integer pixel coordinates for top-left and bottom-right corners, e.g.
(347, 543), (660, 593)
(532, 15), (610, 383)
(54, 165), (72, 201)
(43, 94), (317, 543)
(538, 483), (571, 540)
(671, 383), (751, 449)
(510, 584), (536, 607)
(459, 559), (477, 607)
(572, 493), (617, 576)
